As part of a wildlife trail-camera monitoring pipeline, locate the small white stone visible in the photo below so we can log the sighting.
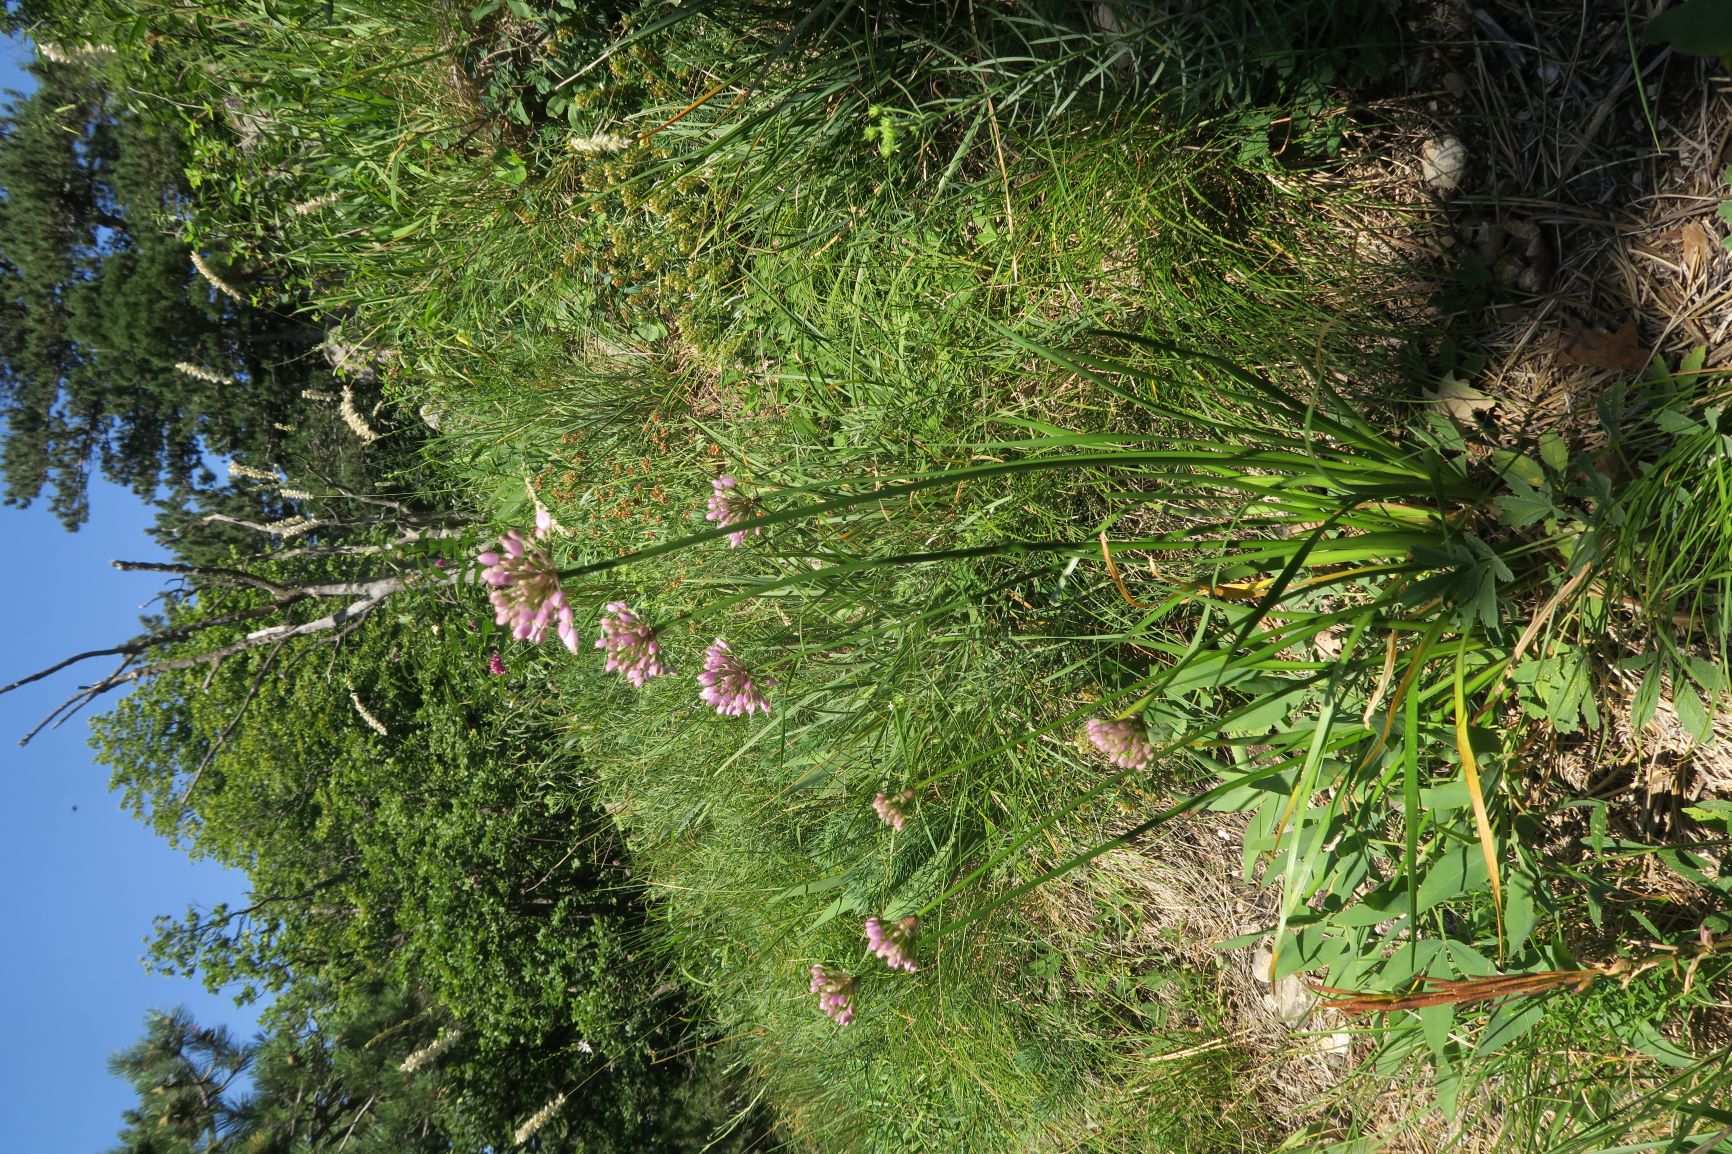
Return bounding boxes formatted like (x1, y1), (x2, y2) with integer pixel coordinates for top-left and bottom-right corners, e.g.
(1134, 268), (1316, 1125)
(1421, 136), (1469, 194)
(1270, 974), (1317, 1023)
(1320, 1030), (1353, 1066)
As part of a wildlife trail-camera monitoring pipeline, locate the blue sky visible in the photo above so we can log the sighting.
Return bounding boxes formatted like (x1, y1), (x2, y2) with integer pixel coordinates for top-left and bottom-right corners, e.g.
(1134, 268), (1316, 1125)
(0, 35), (260, 1154)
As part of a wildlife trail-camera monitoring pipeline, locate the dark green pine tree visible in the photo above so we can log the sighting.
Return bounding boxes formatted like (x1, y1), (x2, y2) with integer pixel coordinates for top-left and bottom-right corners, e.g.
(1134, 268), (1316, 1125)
(106, 1008), (256, 1154)
(103, 989), (485, 1154)
(0, 52), (322, 530)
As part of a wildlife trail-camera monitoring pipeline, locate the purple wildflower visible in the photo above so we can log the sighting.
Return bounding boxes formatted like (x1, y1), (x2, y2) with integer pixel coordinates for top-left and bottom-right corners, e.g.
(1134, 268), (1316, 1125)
(595, 601), (669, 687)
(697, 638), (770, 717)
(865, 915), (919, 973)
(487, 651), (507, 676)
(477, 529), (578, 653)
(705, 475), (759, 548)
(1085, 717), (1153, 770)
(809, 965), (856, 1026)
(873, 790), (915, 832)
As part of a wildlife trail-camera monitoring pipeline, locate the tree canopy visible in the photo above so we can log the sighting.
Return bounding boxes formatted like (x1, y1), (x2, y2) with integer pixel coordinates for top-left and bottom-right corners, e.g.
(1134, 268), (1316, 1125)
(0, 52), (366, 529)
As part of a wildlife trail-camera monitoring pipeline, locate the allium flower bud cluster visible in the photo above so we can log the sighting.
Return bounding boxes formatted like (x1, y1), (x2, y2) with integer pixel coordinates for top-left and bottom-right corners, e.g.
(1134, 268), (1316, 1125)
(809, 965), (856, 1026)
(487, 651), (508, 676)
(533, 504), (565, 539)
(478, 530), (578, 653)
(698, 638), (770, 716)
(705, 475), (760, 547)
(596, 602), (669, 687)
(865, 915), (920, 973)
(873, 790), (915, 831)
(1085, 717), (1153, 770)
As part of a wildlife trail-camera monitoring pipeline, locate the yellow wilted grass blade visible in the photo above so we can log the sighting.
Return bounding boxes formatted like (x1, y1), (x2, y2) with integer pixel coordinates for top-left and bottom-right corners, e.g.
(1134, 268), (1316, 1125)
(1455, 642), (1504, 955)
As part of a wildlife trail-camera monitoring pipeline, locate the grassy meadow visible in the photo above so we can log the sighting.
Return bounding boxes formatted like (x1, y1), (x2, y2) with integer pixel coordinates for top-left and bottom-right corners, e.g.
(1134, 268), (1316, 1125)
(28, 1), (1732, 1150)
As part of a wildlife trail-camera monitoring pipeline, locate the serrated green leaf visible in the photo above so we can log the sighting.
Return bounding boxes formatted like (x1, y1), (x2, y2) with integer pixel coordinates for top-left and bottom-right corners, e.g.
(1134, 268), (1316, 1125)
(1658, 408), (1705, 436)
(1684, 800), (1732, 822)
(1538, 432), (1570, 473)
(1675, 681), (1714, 744)
(1494, 483), (1554, 529)
(1488, 450), (1547, 487)
(1632, 658), (1663, 731)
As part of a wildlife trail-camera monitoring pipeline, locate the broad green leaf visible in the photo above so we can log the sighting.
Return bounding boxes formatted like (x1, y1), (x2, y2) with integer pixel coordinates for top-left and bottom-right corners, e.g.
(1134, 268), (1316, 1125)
(1416, 842), (1488, 913)
(1493, 478), (1554, 529)
(1476, 998), (1546, 1058)
(1538, 431), (1570, 474)
(1487, 449), (1546, 487)
(1674, 681), (1714, 744)
(1504, 867), (1540, 955)
(1657, 408), (1706, 437)
(1418, 999), (1455, 1059)
(1272, 925), (1356, 979)
(1631, 658), (1664, 731)
(1629, 1021), (1699, 1069)
(1444, 941), (1497, 976)
(1645, 0), (1732, 59)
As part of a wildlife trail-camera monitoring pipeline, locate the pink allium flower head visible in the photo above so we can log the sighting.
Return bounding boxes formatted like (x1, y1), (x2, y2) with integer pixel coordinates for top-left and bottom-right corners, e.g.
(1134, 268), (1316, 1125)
(477, 529), (578, 653)
(697, 638), (771, 717)
(705, 475), (760, 548)
(873, 789), (915, 832)
(809, 964), (856, 1026)
(864, 915), (919, 973)
(595, 601), (669, 687)
(1085, 717), (1153, 770)
(487, 651), (507, 676)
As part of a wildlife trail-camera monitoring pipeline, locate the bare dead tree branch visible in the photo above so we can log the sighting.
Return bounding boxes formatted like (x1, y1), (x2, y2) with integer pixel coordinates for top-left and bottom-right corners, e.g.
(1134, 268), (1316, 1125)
(197, 512), (323, 537)
(9, 553), (464, 745)
(19, 656), (133, 747)
(201, 519), (466, 559)
(270, 526), (464, 561)
(112, 559), (298, 599)
(2, 598), (306, 700)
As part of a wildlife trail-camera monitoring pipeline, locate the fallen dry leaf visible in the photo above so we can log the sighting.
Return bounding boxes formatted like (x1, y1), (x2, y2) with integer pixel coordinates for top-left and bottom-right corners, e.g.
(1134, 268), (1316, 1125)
(1679, 222), (1716, 273)
(1424, 374), (1496, 425)
(1558, 322), (1650, 373)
